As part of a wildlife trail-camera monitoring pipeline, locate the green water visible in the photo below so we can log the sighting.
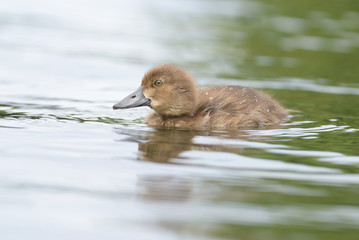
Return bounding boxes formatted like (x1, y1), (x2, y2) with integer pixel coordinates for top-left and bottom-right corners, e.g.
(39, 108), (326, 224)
(140, 0), (359, 238)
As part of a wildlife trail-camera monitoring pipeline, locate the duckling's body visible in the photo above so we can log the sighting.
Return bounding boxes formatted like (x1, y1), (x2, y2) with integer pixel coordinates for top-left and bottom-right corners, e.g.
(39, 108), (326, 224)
(146, 85), (287, 128)
(113, 65), (287, 129)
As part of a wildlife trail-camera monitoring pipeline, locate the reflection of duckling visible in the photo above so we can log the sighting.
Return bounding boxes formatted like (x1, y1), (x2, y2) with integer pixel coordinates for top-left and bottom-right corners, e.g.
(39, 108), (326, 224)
(138, 129), (194, 163)
(113, 65), (288, 128)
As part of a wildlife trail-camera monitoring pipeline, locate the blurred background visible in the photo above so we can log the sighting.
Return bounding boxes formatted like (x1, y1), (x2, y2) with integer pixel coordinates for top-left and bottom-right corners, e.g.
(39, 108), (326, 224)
(1, 0), (359, 240)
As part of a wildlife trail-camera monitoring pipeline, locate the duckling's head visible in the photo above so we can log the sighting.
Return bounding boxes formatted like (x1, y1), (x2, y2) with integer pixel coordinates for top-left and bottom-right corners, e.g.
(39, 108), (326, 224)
(113, 64), (197, 117)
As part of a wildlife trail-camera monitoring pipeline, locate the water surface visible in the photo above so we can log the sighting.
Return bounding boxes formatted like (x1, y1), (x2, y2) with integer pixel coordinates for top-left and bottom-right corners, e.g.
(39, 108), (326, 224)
(1, 0), (359, 239)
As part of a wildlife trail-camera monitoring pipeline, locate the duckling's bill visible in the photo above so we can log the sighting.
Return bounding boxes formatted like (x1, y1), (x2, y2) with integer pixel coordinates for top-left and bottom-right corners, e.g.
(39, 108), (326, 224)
(113, 86), (151, 110)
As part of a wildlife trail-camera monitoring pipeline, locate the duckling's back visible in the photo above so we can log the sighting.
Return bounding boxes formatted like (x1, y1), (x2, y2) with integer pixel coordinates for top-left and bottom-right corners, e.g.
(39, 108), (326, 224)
(195, 86), (288, 128)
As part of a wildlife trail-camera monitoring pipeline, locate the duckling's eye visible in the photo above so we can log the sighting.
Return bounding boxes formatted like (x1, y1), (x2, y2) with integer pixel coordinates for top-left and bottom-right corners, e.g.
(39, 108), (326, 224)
(154, 79), (163, 87)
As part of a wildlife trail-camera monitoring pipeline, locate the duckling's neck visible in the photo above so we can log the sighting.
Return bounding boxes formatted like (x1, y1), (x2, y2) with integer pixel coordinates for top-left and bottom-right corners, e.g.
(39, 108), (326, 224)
(155, 94), (198, 118)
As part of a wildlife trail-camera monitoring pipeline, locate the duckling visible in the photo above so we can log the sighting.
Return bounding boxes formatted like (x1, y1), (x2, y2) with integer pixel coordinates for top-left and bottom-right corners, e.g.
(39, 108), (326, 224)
(113, 64), (288, 129)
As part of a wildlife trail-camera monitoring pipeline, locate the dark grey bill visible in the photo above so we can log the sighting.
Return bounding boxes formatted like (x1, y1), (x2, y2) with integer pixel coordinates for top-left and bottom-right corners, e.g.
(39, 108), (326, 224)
(113, 87), (151, 110)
